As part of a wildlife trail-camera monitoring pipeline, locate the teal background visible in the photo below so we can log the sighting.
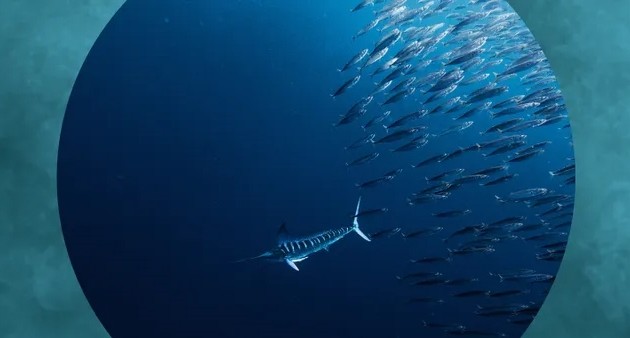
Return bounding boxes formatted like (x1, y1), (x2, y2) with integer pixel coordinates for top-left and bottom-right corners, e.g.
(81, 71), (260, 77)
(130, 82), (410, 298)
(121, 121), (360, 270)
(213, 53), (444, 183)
(0, 0), (628, 337)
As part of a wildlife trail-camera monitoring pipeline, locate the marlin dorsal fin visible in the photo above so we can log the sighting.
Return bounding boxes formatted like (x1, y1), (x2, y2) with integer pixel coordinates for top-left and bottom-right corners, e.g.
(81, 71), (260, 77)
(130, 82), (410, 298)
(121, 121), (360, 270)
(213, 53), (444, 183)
(277, 222), (291, 244)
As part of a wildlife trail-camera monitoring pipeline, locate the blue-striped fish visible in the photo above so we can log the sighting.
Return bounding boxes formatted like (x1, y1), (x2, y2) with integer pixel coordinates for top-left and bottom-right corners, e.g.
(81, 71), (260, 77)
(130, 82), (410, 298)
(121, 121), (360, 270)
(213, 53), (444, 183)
(234, 197), (370, 271)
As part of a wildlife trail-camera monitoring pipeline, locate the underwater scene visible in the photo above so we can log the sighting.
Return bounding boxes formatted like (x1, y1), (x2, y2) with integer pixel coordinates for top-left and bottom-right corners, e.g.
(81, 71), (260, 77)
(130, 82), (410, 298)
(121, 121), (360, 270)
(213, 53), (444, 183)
(57, 0), (575, 337)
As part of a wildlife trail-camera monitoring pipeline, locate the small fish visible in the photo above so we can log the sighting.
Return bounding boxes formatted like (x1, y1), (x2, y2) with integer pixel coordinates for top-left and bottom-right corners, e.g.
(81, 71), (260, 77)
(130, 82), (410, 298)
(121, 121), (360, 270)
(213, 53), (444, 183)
(381, 87), (415, 105)
(524, 232), (568, 241)
(433, 209), (472, 218)
(437, 121), (474, 137)
(505, 149), (544, 162)
(453, 290), (488, 298)
(439, 147), (467, 162)
(443, 277), (479, 286)
(407, 193), (449, 205)
(480, 173), (518, 186)
(374, 127), (424, 143)
(339, 48), (369, 72)
(391, 136), (429, 152)
(353, 19), (380, 40)
(549, 163), (575, 176)
(351, 207), (388, 218)
(488, 216), (527, 227)
(482, 141), (526, 157)
(355, 176), (389, 189)
(386, 110), (427, 129)
(410, 256), (453, 264)
(402, 227), (444, 238)
(350, 0), (374, 13)
(331, 75), (361, 98)
(471, 164), (509, 176)
(364, 47), (389, 67)
(467, 86), (509, 104)
(493, 95), (525, 109)
(346, 152), (379, 166)
(396, 271), (443, 281)
(496, 188), (549, 203)
(486, 289), (531, 298)
(451, 174), (489, 185)
(448, 245), (495, 255)
(362, 111), (391, 130)
(413, 153), (449, 168)
(426, 169), (465, 182)
(368, 227), (401, 240)
(345, 133), (376, 150)
(413, 277), (448, 286)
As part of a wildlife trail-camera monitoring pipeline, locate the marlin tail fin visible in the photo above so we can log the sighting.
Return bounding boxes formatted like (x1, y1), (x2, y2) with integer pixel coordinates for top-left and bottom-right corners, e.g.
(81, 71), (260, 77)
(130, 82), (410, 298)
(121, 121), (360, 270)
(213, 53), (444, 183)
(353, 196), (371, 242)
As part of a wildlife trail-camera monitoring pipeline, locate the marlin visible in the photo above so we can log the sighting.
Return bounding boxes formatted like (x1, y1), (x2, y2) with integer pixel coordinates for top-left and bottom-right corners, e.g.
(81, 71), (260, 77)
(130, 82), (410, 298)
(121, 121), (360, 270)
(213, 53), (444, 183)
(235, 197), (371, 271)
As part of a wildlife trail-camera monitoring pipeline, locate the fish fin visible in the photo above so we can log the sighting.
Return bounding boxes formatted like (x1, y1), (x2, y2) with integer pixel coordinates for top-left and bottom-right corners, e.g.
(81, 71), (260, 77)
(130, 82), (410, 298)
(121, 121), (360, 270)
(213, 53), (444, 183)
(277, 222), (291, 244)
(285, 259), (299, 271)
(352, 196), (371, 242)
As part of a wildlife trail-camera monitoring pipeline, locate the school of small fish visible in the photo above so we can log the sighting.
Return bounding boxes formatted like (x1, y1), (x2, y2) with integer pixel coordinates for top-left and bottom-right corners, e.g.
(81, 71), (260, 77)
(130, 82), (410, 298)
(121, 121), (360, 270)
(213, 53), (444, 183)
(332, 0), (575, 336)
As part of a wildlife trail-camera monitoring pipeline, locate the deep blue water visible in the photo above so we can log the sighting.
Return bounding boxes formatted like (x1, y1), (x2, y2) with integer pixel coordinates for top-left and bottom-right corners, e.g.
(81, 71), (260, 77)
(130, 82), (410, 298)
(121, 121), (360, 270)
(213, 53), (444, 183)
(57, 1), (575, 337)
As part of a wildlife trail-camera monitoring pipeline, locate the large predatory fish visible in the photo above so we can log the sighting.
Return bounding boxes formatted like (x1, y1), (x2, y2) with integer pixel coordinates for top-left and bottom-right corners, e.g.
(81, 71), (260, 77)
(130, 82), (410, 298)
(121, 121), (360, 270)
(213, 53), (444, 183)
(235, 196), (371, 271)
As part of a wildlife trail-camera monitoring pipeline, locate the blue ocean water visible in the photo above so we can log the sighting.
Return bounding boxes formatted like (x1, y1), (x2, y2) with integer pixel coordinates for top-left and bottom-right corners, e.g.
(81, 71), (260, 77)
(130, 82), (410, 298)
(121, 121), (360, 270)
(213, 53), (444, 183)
(57, 0), (575, 337)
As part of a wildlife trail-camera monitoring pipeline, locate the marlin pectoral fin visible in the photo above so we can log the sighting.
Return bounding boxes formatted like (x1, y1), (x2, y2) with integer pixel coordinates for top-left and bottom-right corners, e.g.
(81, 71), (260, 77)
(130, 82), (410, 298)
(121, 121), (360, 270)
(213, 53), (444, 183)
(286, 259), (300, 271)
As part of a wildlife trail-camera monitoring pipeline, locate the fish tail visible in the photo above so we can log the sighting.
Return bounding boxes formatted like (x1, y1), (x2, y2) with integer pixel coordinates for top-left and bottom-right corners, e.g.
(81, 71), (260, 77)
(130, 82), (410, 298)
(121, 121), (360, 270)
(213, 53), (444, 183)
(352, 196), (371, 242)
